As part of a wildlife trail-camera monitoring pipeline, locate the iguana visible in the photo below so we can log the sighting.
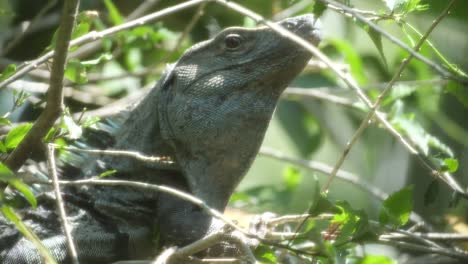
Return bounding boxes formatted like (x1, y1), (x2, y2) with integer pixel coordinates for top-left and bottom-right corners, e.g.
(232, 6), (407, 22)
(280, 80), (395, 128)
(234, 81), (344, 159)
(0, 14), (321, 263)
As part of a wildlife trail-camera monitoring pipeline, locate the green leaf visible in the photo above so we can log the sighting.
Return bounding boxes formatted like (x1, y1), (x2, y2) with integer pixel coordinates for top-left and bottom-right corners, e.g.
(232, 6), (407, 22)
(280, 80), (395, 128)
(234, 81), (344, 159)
(9, 179), (37, 208)
(0, 162), (14, 181)
(72, 18), (90, 40)
(0, 163), (36, 208)
(81, 53), (112, 66)
(0, 117), (11, 126)
(364, 26), (387, 69)
(283, 166), (302, 191)
(0, 64), (16, 81)
(99, 169), (117, 178)
(332, 201), (371, 244)
(379, 185), (413, 227)
(328, 39), (367, 85)
(390, 101), (453, 157)
(81, 116), (100, 129)
(5, 123), (33, 150)
(0, 142), (6, 153)
(443, 158), (459, 173)
(65, 59), (88, 84)
(254, 245), (277, 263)
(103, 0), (123, 25)
(1, 205), (57, 264)
(357, 255), (395, 264)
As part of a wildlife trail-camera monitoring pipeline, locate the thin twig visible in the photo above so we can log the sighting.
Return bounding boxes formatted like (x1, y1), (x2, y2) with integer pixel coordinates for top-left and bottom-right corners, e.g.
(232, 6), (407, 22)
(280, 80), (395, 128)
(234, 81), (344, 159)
(46, 144), (79, 264)
(379, 238), (468, 260)
(4, 0), (80, 172)
(52, 144), (174, 165)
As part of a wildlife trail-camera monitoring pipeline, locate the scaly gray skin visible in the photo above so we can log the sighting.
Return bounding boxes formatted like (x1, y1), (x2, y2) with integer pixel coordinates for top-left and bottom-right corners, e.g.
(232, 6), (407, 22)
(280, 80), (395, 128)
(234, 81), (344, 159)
(0, 15), (321, 263)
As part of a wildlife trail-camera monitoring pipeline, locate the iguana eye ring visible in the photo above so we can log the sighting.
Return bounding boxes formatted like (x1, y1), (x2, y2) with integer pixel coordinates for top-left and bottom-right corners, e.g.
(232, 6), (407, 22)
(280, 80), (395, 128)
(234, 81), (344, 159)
(224, 34), (242, 50)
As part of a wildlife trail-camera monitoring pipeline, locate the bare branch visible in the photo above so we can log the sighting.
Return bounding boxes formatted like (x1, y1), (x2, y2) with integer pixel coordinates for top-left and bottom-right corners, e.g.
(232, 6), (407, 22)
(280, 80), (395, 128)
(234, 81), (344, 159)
(46, 144), (79, 264)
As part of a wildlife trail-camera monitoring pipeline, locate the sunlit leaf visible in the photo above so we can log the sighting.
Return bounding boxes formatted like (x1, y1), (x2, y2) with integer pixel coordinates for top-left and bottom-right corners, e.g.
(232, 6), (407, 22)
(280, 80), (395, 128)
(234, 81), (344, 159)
(283, 166), (302, 191)
(81, 53), (112, 66)
(390, 101), (454, 157)
(65, 59), (87, 84)
(0, 163), (36, 207)
(103, 0), (123, 25)
(443, 158), (459, 173)
(357, 255), (395, 264)
(5, 123), (33, 150)
(99, 169), (117, 178)
(379, 185), (413, 227)
(328, 39), (367, 85)
(254, 245), (277, 263)
(0, 64), (16, 81)
(0, 117), (11, 126)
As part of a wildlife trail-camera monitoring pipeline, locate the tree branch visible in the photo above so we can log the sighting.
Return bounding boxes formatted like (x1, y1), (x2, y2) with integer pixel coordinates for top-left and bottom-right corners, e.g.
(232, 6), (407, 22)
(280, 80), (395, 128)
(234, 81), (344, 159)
(4, 0), (80, 172)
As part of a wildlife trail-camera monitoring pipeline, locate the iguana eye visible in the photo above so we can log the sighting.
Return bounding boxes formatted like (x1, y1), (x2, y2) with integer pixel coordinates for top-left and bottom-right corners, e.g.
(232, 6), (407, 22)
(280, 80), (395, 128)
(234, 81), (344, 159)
(224, 34), (242, 50)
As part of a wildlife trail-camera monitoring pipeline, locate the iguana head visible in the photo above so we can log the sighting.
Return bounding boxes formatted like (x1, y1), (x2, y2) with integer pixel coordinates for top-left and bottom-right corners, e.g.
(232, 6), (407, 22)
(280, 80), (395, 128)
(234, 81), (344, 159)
(158, 15), (322, 209)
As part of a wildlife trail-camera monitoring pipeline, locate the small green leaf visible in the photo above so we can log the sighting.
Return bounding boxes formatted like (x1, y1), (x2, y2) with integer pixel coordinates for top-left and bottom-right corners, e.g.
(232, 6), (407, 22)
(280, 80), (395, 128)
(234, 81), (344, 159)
(0, 117), (11, 126)
(390, 101), (454, 157)
(65, 59), (88, 84)
(103, 0), (123, 25)
(5, 123), (33, 150)
(379, 185), (413, 227)
(254, 245), (277, 263)
(357, 255), (395, 264)
(0, 64), (16, 81)
(9, 179), (37, 208)
(81, 53), (112, 66)
(99, 169), (117, 178)
(328, 39), (367, 85)
(81, 116), (101, 129)
(283, 166), (302, 191)
(0, 162), (14, 181)
(443, 158), (459, 173)
(0, 163), (36, 207)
